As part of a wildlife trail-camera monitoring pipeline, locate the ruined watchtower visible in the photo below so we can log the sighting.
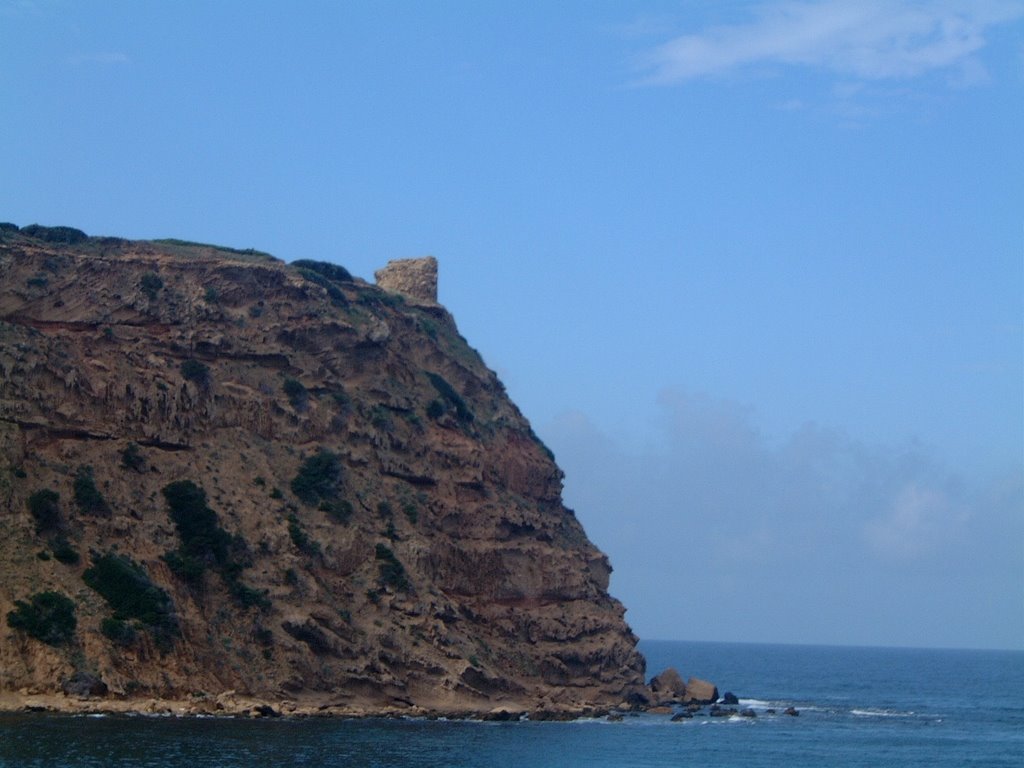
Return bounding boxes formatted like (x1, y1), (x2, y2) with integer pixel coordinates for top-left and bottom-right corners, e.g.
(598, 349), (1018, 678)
(374, 256), (438, 304)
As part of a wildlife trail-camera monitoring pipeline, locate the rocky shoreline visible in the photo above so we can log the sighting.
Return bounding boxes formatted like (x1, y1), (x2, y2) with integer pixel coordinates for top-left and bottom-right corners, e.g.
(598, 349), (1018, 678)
(1, 666), (781, 723)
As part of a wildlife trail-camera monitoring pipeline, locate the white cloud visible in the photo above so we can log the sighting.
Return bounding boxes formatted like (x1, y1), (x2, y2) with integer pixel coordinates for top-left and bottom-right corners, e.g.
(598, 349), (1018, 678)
(542, 389), (1023, 645)
(638, 0), (1024, 85)
(863, 482), (968, 558)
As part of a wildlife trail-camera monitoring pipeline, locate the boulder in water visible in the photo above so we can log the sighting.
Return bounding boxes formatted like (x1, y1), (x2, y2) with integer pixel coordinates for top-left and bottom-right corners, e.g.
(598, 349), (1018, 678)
(649, 667), (687, 699)
(683, 677), (719, 704)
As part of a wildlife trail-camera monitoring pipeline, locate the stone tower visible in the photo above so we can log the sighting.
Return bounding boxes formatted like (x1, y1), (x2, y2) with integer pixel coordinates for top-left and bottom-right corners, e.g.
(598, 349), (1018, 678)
(374, 256), (438, 304)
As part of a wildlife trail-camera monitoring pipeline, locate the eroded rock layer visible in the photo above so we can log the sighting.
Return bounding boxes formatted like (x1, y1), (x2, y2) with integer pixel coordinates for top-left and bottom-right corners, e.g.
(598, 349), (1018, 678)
(0, 228), (645, 715)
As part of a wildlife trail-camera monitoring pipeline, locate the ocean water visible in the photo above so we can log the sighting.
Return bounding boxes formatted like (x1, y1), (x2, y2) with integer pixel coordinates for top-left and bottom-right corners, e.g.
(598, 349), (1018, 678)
(1, 641), (1021, 767)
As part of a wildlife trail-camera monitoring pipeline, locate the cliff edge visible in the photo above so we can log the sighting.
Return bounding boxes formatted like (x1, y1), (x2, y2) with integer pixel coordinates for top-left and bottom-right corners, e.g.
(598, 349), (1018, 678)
(0, 225), (646, 716)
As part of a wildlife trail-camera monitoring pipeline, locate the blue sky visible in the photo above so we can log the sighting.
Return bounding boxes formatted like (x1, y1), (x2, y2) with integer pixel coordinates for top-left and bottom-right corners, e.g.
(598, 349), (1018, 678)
(2, 0), (1021, 650)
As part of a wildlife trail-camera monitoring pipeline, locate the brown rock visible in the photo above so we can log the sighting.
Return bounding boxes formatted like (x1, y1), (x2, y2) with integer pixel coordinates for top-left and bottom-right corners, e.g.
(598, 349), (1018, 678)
(61, 673), (108, 698)
(649, 667), (687, 700)
(0, 229), (646, 716)
(683, 677), (719, 705)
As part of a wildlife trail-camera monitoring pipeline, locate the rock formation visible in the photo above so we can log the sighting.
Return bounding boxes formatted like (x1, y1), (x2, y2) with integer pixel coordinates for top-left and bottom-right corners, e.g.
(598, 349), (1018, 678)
(0, 225), (646, 716)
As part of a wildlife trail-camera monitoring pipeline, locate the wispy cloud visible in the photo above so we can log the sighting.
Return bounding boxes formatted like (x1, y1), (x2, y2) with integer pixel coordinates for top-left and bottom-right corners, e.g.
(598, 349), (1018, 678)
(637, 1), (1024, 86)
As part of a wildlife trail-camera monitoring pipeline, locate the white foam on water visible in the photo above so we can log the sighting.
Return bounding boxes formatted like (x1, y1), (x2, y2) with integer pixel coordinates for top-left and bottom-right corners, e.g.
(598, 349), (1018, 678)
(738, 698), (775, 709)
(851, 708), (916, 718)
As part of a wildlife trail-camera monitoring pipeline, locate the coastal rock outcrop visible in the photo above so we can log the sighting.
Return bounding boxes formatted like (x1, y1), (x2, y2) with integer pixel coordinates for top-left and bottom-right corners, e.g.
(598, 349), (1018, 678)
(649, 667), (687, 701)
(0, 225), (646, 715)
(683, 677), (719, 704)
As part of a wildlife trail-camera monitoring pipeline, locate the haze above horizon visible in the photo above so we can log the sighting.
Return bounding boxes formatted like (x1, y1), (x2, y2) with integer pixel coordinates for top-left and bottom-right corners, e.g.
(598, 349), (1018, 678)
(1, 0), (1021, 651)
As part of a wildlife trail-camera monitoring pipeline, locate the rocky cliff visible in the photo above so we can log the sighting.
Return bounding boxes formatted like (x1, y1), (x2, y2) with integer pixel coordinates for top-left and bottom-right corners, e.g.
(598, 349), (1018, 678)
(0, 224), (646, 716)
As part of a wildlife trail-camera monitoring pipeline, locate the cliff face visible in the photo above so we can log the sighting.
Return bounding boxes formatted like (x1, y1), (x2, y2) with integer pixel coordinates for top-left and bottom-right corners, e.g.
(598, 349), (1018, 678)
(0, 226), (646, 715)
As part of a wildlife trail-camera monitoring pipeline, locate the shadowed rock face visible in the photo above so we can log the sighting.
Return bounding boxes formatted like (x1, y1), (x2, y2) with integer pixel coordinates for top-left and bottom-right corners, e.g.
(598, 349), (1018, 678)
(0, 229), (646, 715)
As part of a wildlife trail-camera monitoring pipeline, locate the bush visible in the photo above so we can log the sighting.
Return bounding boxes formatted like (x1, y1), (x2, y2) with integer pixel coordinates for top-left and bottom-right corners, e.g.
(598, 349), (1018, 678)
(140, 272), (163, 300)
(204, 286), (220, 304)
(282, 377), (307, 409)
(100, 617), (137, 647)
(290, 450), (342, 505)
(121, 442), (145, 472)
(161, 481), (264, 609)
(51, 538), (80, 565)
(370, 406), (392, 431)
(161, 550), (206, 587)
(73, 466), (109, 516)
(319, 499), (352, 524)
(425, 400), (445, 420)
(83, 552), (178, 639)
(287, 513), (319, 556)
(295, 268), (347, 305)
(20, 224), (88, 244)
(230, 581), (271, 610)
(180, 359), (210, 387)
(403, 503), (419, 525)
(162, 481), (231, 565)
(375, 544), (410, 591)
(7, 591), (76, 646)
(27, 489), (61, 533)
(426, 373), (473, 423)
(291, 259), (353, 283)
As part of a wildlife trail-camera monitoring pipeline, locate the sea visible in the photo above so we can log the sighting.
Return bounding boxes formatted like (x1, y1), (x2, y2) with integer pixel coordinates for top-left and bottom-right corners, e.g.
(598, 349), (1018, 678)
(1, 640), (1021, 767)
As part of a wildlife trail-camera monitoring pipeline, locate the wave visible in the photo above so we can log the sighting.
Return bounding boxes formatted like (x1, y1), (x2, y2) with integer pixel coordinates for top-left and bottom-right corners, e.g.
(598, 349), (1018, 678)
(851, 708), (917, 718)
(737, 698), (776, 709)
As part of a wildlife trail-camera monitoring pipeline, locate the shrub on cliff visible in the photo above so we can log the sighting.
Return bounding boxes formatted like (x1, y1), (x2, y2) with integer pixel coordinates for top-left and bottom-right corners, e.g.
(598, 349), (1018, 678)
(161, 481), (267, 610)
(291, 449), (342, 505)
(7, 591), (77, 646)
(51, 537), (80, 565)
(100, 617), (137, 647)
(20, 224), (88, 244)
(27, 489), (61, 533)
(426, 372), (474, 423)
(375, 544), (410, 591)
(140, 272), (163, 301)
(120, 442), (145, 472)
(319, 498), (353, 524)
(282, 377), (308, 410)
(180, 359), (210, 388)
(287, 513), (320, 556)
(291, 259), (353, 283)
(83, 552), (178, 642)
(296, 269), (347, 306)
(73, 466), (110, 516)
(162, 481), (231, 565)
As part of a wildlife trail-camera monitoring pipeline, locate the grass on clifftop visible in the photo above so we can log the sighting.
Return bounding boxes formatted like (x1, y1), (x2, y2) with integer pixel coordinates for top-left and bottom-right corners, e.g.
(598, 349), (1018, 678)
(149, 238), (278, 263)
